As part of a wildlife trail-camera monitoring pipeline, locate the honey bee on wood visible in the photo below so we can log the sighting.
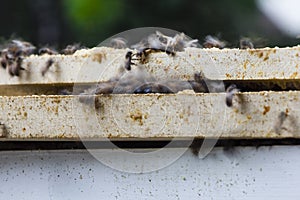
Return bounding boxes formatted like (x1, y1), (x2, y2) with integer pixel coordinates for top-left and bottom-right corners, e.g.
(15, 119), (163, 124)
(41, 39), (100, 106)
(112, 63), (155, 94)
(80, 69), (212, 100)
(8, 57), (24, 76)
(203, 35), (226, 49)
(131, 31), (198, 55)
(61, 43), (85, 55)
(110, 37), (128, 49)
(58, 89), (72, 95)
(133, 83), (174, 94)
(153, 31), (199, 51)
(109, 51), (138, 82)
(189, 72), (209, 92)
(38, 47), (58, 55)
(78, 81), (117, 105)
(274, 111), (288, 134)
(160, 32), (199, 51)
(133, 72), (209, 94)
(0, 39), (36, 76)
(225, 84), (240, 107)
(131, 31), (198, 63)
(80, 60), (155, 100)
(3, 50), (23, 77)
(132, 38), (175, 63)
(274, 110), (298, 136)
(239, 37), (254, 49)
(9, 40), (36, 56)
(135, 47), (175, 63)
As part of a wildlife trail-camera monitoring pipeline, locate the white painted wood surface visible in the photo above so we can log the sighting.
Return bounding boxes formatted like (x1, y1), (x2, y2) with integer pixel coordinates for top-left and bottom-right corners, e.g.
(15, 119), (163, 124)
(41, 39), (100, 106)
(0, 91), (300, 139)
(0, 147), (299, 200)
(0, 46), (299, 86)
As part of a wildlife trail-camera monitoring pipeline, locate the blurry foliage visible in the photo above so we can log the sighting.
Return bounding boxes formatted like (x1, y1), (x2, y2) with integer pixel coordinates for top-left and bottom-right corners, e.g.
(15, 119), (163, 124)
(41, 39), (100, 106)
(63, 0), (124, 45)
(0, 0), (298, 47)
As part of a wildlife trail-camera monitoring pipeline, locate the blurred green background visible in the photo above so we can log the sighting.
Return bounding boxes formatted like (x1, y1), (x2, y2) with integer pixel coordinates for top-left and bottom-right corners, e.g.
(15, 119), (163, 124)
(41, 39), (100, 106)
(0, 0), (298, 48)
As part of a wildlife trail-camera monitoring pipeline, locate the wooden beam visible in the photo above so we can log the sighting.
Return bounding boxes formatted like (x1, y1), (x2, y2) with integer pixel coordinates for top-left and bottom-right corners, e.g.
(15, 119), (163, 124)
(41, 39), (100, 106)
(0, 46), (299, 87)
(0, 91), (299, 140)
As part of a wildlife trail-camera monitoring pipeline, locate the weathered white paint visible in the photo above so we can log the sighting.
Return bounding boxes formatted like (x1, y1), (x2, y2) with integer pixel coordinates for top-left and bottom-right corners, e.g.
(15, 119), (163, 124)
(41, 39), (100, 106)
(0, 147), (299, 200)
(0, 91), (300, 139)
(0, 46), (300, 86)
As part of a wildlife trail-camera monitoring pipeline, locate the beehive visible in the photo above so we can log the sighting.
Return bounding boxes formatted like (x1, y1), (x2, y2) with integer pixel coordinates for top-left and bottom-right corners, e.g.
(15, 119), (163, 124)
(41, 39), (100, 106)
(0, 46), (300, 141)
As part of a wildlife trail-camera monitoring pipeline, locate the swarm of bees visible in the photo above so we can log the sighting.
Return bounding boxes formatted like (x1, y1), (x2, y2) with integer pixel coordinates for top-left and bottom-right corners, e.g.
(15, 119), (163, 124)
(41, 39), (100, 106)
(0, 32), (251, 107)
(0, 40), (85, 77)
(0, 40), (36, 76)
(79, 32), (242, 107)
(80, 31), (202, 102)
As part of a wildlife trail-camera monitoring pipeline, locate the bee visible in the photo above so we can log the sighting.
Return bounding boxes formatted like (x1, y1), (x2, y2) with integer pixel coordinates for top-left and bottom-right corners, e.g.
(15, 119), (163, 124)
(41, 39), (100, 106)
(190, 139), (202, 157)
(38, 47), (58, 55)
(41, 58), (55, 76)
(133, 31), (198, 60)
(109, 51), (137, 81)
(9, 40), (36, 56)
(225, 84), (240, 107)
(61, 43), (84, 55)
(274, 110), (299, 136)
(135, 47), (175, 64)
(113, 63), (155, 94)
(153, 31), (199, 51)
(8, 56), (24, 76)
(203, 35), (226, 49)
(79, 81), (117, 105)
(81, 70), (211, 97)
(274, 111), (288, 134)
(5, 50), (25, 77)
(134, 82), (173, 94)
(0, 122), (7, 138)
(189, 72), (209, 92)
(94, 82), (117, 94)
(146, 32), (177, 52)
(162, 32), (199, 51)
(81, 61), (155, 98)
(131, 32), (180, 62)
(1, 39), (36, 77)
(110, 37), (127, 49)
(239, 37), (254, 49)
(58, 89), (72, 95)
(133, 72), (209, 94)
